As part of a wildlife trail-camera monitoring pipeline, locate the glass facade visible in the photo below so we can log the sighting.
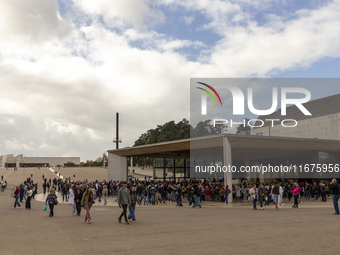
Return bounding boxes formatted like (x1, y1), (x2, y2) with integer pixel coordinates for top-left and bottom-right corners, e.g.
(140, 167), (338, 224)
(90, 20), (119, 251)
(153, 158), (190, 181)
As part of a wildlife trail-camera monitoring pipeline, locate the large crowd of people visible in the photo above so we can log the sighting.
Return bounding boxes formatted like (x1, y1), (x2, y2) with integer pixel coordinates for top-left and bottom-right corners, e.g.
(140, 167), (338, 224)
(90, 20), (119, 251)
(8, 174), (340, 224)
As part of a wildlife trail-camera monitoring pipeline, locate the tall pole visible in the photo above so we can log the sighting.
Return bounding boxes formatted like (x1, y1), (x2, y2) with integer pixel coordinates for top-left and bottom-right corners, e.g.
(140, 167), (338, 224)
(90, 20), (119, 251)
(116, 112), (119, 149)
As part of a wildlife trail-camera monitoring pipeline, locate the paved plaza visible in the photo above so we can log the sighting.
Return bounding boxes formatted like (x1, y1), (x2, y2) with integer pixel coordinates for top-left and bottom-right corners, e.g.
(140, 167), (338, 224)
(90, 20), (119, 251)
(1, 167), (340, 254)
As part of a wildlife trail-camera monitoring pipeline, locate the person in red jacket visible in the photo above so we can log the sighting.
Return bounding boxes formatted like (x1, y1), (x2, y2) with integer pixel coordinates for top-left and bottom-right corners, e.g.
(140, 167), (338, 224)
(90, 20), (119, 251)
(13, 186), (21, 209)
(205, 186), (211, 201)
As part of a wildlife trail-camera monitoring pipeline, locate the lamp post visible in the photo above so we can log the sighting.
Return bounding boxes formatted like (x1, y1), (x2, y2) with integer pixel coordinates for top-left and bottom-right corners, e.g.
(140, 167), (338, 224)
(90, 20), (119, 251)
(113, 112), (122, 149)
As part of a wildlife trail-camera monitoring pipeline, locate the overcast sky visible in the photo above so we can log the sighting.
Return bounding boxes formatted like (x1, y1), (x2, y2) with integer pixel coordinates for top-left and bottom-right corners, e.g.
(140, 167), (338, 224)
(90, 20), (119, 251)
(1, 0), (340, 161)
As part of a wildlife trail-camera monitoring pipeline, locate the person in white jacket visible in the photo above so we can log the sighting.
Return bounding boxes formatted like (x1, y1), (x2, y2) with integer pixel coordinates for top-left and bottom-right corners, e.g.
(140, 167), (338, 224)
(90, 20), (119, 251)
(25, 187), (33, 209)
(249, 184), (258, 210)
(68, 186), (74, 205)
(278, 183), (285, 206)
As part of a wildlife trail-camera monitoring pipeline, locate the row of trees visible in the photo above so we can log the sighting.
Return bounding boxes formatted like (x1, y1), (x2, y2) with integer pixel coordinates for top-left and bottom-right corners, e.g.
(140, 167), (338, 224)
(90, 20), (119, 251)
(133, 118), (251, 166)
(79, 152), (108, 167)
(134, 118), (251, 146)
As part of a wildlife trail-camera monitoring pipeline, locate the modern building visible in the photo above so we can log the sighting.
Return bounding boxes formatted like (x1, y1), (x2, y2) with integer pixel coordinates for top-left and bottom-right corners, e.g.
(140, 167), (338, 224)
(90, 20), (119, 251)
(251, 93), (340, 140)
(107, 134), (340, 203)
(107, 93), (340, 203)
(0, 154), (80, 168)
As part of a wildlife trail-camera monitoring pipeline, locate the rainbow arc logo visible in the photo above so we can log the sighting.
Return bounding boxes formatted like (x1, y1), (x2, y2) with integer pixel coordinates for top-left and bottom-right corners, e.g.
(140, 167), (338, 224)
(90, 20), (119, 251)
(196, 82), (222, 115)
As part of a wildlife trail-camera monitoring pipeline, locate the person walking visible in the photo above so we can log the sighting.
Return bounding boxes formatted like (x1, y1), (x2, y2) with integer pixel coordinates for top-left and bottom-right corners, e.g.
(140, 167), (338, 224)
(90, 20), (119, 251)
(271, 181), (280, 210)
(19, 184), (25, 203)
(97, 185), (103, 203)
(81, 186), (94, 223)
(329, 179), (340, 215)
(45, 189), (57, 217)
(292, 183), (301, 209)
(224, 185), (231, 205)
(128, 188), (140, 223)
(175, 184), (183, 207)
(62, 184), (68, 202)
(143, 186), (149, 205)
(249, 184), (257, 210)
(25, 187), (33, 209)
(102, 185), (108, 205)
(278, 182), (285, 206)
(150, 185), (156, 205)
(74, 188), (83, 216)
(136, 183), (144, 204)
(117, 182), (131, 225)
(68, 185), (74, 205)
(258, 184), (265, 210)
(321, 183), (327, 202)
(13, 186), (21, 209)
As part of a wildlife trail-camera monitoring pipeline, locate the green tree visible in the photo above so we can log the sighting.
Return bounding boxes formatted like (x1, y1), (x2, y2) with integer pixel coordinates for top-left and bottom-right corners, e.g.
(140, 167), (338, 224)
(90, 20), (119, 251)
(134, 118), (191, 146)
(65, 162), (76, 167)
(191, 120), (221, 137)
(236, 118), (251, 135)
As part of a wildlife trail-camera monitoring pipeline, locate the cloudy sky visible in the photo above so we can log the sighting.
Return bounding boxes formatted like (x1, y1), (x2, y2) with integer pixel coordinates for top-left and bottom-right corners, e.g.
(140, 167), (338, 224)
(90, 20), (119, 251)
(1, 0), (340, 161)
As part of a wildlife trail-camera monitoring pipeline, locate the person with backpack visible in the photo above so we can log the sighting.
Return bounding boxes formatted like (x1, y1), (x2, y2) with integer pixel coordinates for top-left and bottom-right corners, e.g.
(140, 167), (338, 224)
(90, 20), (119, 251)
(45, 189), (57, 217)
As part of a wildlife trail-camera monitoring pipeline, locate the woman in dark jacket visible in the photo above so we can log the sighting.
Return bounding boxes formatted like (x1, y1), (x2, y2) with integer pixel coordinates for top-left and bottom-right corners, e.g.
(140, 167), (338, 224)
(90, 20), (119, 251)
(45, 189), (57, 217)
(74, 188), (83, 216)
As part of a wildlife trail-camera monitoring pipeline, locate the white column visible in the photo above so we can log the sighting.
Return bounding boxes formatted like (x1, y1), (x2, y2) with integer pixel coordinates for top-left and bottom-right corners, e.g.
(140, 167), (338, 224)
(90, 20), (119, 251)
(108, 153), (127, 181)
(223, 136), (233, 203)
(16, 155), (21, 169)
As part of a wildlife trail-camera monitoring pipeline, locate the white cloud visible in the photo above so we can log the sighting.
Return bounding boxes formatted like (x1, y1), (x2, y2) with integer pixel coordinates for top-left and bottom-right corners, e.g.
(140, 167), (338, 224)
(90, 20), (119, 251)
(4, 138), (34, 151)
(0, 0), (72, 44)
(183, 16), (195, 25)
(0, 0), (339, 160)
(72, 0), (165, 29)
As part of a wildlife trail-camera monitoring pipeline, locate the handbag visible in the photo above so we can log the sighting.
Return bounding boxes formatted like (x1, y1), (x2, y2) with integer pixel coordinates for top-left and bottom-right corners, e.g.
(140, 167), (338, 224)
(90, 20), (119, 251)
(54, 198), (58, 205)
(43, 205), (47, 211)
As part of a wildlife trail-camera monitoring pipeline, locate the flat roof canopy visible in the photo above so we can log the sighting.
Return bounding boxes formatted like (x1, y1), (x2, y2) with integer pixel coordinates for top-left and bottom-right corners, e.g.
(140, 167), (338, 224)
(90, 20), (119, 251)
(107, 134), (340, 160)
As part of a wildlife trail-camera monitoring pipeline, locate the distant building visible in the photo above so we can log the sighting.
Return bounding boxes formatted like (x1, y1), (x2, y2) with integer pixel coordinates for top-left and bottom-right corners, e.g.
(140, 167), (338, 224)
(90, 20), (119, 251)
(251, 93), (340, 140)
(0, 154), (80, 168)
